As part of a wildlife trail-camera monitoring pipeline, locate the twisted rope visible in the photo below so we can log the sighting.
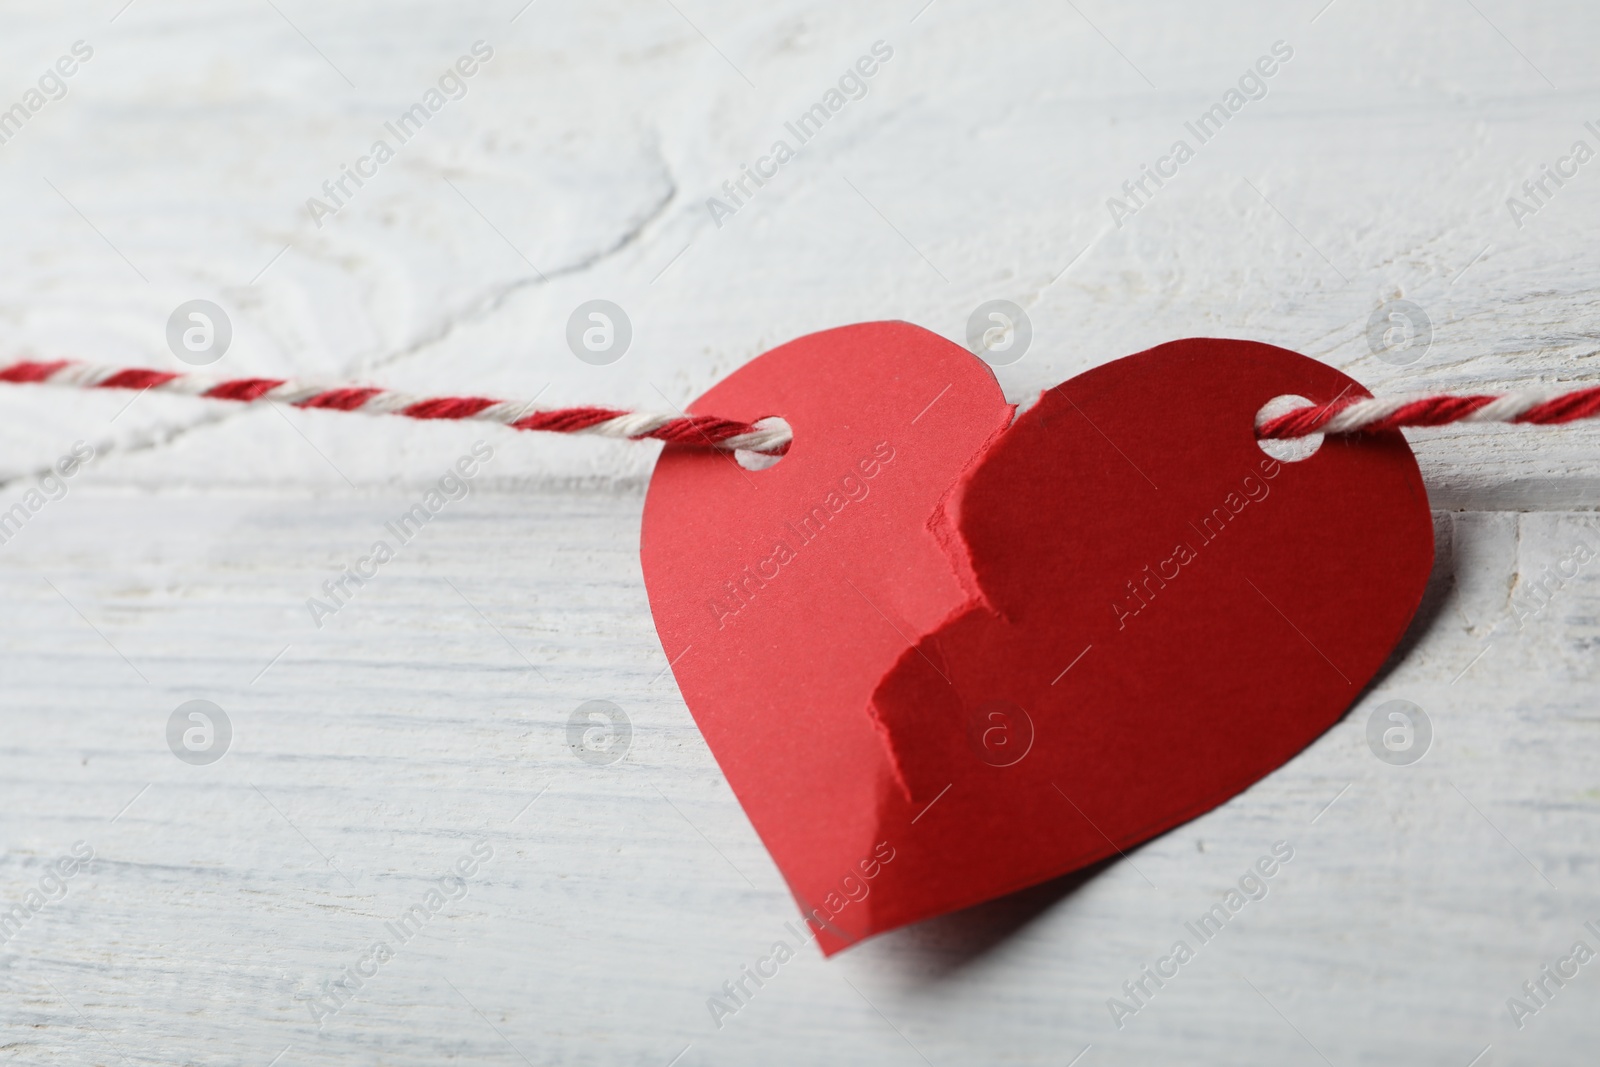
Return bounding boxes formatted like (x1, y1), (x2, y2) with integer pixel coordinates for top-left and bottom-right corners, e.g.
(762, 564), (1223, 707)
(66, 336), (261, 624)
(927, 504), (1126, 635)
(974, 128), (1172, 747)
(1256, 386), (1600, 439)
(4, 357), (1598, 450)
(0, 359), (792, 454)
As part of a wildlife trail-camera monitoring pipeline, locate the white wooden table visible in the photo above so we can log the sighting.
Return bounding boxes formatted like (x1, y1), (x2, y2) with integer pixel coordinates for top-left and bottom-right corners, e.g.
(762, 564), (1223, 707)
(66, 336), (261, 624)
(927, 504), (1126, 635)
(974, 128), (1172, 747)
(2, 1), (1598, 1063)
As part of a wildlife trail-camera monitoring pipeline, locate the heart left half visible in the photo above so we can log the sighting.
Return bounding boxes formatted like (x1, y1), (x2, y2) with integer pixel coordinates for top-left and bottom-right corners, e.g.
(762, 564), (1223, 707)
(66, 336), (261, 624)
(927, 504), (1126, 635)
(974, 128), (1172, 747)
(641, 322), (1433, 954)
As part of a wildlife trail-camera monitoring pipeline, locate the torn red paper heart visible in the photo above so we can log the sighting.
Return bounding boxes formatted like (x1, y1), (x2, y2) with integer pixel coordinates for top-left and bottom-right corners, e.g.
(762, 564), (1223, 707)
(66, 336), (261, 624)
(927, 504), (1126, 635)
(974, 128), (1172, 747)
(641, 322), (1433, 954)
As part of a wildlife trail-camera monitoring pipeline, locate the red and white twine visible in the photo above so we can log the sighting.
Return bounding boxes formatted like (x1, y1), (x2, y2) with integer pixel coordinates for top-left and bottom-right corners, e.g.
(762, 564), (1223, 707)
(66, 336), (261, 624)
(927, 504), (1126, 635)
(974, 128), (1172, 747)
(3, 357), (1599, 452)
(1255, 386), (1600, 439)
(0, 359), (793, 454)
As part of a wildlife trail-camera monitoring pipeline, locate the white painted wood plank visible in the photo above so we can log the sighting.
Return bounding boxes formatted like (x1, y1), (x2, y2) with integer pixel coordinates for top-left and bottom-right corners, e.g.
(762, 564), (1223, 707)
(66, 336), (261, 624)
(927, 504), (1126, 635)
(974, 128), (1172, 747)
(0, 494), (1597, 1065)
(0, 0), (1597, 1063)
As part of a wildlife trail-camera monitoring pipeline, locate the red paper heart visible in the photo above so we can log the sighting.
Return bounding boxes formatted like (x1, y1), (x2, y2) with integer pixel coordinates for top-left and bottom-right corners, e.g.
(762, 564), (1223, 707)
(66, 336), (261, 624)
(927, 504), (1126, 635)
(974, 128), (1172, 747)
(641, 322), (1432, 954)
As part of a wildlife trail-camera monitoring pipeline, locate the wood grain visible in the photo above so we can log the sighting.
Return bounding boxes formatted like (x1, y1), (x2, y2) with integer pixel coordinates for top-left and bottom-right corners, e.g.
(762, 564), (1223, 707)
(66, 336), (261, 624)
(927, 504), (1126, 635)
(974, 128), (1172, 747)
(0, 1), (1597, 1063)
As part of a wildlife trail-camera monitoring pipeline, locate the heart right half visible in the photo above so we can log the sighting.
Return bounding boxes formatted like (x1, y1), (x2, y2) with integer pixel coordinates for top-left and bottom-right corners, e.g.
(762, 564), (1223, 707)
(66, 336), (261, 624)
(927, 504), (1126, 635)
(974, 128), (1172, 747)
(863, 337), (1434, 940)
(643, 326), (1434, 954)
